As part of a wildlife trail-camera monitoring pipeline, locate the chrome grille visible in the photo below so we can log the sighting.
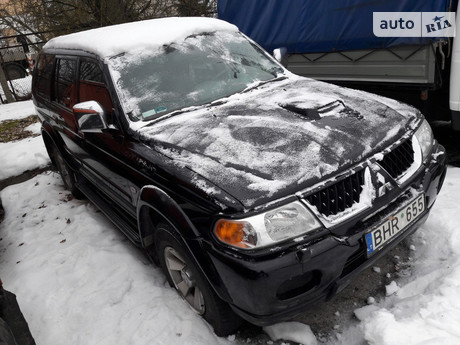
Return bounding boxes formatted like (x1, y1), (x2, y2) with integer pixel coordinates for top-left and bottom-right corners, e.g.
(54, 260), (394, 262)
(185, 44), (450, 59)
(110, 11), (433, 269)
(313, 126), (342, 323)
(305, 169), (365, 217)
(379, 139), (414, 179)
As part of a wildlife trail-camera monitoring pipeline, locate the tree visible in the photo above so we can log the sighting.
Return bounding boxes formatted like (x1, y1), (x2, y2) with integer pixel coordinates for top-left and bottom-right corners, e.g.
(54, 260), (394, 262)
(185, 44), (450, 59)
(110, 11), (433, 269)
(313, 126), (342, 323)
(175, 0), (216, 17)
(0, 0), (218, 45)
(0, 0), (175, 40)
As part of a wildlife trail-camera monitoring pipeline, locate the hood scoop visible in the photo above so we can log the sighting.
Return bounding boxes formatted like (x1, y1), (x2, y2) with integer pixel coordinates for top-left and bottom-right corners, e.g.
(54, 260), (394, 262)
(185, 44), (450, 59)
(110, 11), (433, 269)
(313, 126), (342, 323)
(279, 100), (362, 121)
(279, 103), (321, 120)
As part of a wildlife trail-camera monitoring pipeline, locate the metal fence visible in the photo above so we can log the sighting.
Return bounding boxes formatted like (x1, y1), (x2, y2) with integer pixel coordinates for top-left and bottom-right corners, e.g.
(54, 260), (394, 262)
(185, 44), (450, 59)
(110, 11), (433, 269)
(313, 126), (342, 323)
(0, 32), (46, 104)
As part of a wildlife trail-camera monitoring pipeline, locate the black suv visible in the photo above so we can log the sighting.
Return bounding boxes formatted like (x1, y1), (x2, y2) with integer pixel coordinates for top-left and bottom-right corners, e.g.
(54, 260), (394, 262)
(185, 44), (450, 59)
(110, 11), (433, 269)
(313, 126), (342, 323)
(32, 17), (447, 336)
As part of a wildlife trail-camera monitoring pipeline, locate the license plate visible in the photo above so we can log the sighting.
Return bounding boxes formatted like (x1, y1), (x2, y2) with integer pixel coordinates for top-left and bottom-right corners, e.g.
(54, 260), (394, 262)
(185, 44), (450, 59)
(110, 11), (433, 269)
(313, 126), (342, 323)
(365, 194), (425, 257)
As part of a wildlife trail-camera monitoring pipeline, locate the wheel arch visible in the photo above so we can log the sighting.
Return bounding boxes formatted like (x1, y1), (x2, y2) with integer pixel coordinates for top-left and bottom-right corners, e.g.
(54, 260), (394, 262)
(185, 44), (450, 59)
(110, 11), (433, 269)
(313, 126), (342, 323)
(40, 123), (59, 166)
(136, 185), (233, 302)
(137, 185), (200, 248)
(40, 122), (76, 170)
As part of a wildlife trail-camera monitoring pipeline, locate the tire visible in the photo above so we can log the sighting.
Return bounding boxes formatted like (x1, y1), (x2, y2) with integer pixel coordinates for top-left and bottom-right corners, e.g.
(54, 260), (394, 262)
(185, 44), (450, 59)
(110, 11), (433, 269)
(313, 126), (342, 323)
(51, 145), (84, 199)
(156, 223), (243, 336)
(4, 63), (26, 80)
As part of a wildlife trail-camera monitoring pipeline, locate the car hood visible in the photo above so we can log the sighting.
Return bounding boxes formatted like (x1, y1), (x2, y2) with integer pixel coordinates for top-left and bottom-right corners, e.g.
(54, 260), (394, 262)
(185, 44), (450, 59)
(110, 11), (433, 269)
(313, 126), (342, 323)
(138, 75), (421, 210)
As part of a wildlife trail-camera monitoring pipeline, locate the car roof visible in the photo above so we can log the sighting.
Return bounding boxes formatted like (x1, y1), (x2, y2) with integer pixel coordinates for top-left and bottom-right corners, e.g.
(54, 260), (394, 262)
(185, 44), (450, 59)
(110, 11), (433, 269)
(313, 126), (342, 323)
(43, 17), (238, 58)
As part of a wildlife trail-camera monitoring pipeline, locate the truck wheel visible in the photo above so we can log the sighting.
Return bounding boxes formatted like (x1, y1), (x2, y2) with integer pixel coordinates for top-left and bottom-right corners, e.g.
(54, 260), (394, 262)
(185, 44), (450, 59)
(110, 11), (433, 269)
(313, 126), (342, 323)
(51, 146), (84, 199)
(4, 63), (26, 80)
(156, 223), (243, 336)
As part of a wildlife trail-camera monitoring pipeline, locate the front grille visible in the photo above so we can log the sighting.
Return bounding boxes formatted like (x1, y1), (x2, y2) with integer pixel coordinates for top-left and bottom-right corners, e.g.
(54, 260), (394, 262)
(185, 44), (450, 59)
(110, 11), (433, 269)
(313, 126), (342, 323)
(305, 169), (365, 217)
(379, 139), (414, 179)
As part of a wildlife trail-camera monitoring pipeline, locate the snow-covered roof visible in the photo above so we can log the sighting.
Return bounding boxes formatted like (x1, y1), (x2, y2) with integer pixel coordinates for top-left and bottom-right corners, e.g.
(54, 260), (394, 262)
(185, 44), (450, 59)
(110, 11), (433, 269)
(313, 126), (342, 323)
(43, 17), (238, 58)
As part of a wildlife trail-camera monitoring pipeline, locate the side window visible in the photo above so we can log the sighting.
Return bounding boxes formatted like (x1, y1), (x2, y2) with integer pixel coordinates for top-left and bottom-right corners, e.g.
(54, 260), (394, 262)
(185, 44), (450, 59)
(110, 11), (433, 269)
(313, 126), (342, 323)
(79, 60), (113, 116)
(55, 58), (77, 108)
(80, 61), (104, 83)
(34, 54), (54, 99)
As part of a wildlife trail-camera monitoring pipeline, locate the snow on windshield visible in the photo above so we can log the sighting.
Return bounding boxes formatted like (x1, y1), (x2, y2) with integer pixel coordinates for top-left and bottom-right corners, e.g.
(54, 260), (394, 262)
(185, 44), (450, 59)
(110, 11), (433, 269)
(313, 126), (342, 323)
(108, 31), (283, 122)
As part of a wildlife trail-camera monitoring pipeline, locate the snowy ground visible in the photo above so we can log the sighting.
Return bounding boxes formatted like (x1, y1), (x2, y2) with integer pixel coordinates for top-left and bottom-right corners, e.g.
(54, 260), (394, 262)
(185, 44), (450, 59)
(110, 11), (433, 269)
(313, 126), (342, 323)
(1, 101), (460, 345)
(0, 100), (50, 181)
(332, 169), (460, 345)
(1, 173), (232, 345)
(0, 75), (32, 102)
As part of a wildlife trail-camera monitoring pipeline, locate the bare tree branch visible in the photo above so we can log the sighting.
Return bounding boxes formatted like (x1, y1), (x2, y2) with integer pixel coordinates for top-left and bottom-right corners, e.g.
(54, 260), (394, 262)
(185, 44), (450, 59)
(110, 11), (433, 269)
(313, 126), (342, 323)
(0, 0), (216, 42)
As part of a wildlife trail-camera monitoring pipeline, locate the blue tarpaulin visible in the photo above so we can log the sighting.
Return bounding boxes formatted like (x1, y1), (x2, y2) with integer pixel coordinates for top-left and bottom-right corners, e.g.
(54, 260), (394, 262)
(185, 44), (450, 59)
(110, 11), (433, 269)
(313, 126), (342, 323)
(218, 0), (454, 53)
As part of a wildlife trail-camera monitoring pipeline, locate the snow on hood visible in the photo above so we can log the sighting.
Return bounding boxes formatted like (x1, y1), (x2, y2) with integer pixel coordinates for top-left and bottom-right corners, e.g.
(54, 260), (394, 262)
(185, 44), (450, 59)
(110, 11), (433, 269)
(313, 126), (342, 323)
(139, 75), (421, 209)
(43, 17), (238, 58)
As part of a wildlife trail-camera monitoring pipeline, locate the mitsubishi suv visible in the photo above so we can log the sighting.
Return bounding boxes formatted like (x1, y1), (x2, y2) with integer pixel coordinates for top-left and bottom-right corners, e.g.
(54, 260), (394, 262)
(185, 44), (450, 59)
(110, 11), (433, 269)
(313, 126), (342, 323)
(32, 17), (447, 336)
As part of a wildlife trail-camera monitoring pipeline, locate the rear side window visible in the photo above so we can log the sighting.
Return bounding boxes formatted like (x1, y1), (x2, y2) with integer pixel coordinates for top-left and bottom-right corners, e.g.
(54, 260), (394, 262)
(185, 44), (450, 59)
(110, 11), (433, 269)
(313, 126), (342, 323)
(80, 61), (104, 83)
(55, 58), (77, 108)
(34, 54), (54, 99)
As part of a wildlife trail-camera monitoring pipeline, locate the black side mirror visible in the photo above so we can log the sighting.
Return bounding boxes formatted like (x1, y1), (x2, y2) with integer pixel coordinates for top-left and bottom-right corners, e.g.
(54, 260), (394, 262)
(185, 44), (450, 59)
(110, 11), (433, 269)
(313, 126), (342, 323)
(73, 101), (108, 133)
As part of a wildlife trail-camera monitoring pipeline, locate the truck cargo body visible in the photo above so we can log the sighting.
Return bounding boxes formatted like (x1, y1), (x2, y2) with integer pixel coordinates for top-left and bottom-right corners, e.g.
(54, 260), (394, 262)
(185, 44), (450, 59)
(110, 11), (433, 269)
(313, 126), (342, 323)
(218, 0), (457, 125)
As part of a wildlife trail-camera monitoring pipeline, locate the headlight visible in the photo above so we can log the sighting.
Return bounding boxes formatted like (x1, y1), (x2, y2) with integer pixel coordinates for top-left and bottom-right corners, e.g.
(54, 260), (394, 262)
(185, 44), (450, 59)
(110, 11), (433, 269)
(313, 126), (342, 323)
(214, 201), (322, 249)
(414, 119), (434, 162)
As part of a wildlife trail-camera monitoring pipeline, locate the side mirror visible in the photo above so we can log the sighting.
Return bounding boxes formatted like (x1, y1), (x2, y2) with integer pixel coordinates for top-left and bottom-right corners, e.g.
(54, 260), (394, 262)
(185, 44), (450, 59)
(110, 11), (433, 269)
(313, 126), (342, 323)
(273, 47), (288, 67)
(73, 101), (108, 133)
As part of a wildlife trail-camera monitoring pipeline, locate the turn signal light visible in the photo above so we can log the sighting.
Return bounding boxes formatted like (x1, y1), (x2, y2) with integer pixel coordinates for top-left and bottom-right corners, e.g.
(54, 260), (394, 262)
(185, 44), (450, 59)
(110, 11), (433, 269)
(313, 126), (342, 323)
(214, 220), (254, 248)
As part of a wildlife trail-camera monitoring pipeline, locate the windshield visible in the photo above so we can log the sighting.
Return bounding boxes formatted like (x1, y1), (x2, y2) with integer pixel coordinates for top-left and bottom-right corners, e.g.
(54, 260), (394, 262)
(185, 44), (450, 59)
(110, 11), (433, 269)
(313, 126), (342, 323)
(109, 31), (284, 122)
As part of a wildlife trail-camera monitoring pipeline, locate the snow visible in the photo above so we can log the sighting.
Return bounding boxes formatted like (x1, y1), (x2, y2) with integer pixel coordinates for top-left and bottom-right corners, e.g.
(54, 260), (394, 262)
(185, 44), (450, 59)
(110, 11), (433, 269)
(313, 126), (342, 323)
(0, 101), (49, 180)
(336, 167), (460, 345)
(0, 76), (32, 101)
(367, 297), (376, 305)
(0, 173), (229, 345)
(0, 99), (35, 122)
(263, 322), (318, 345)
(24, 121), (41, 135)
(354, 305), (381, 321)
(10, 76), (32, 98)
(385, 281), (399, 296)
(44, 17), (238, 58)
(0, 134), (50, 180)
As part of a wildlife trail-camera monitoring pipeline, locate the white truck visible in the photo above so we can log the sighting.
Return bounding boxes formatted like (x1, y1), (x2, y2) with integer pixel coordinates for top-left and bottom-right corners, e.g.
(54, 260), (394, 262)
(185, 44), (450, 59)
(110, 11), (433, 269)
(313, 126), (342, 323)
(0, 33), (39, 79)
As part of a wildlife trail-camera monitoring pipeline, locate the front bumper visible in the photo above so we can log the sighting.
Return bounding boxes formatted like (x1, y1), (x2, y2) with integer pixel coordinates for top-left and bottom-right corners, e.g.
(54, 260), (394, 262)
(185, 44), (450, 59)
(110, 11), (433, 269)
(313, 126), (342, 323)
(202, 144), (447, 326)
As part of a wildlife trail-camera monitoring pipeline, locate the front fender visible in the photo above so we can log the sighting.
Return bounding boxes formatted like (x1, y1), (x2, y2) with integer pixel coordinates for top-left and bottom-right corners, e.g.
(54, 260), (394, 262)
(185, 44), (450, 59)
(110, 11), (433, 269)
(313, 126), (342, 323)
(137, 185), (200, 246)
(136, 185), (233, 302)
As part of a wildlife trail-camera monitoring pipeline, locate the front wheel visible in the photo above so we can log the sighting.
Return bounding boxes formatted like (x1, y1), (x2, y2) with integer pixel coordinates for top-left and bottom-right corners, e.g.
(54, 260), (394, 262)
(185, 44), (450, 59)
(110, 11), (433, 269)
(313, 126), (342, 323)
(156, 223), (243, 336)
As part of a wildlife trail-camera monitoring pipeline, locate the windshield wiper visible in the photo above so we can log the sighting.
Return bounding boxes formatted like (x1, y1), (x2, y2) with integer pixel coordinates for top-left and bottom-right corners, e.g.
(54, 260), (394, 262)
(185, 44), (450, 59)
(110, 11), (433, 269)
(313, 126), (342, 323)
(142, 108), (189, 126)
(141, 98), (229, 128)
(241, 75), (288, 94)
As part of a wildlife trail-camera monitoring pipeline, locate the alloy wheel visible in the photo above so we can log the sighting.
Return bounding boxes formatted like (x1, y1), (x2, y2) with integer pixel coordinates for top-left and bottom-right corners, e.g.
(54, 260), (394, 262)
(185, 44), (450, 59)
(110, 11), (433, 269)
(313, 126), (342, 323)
(164, 246), (205, 314)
